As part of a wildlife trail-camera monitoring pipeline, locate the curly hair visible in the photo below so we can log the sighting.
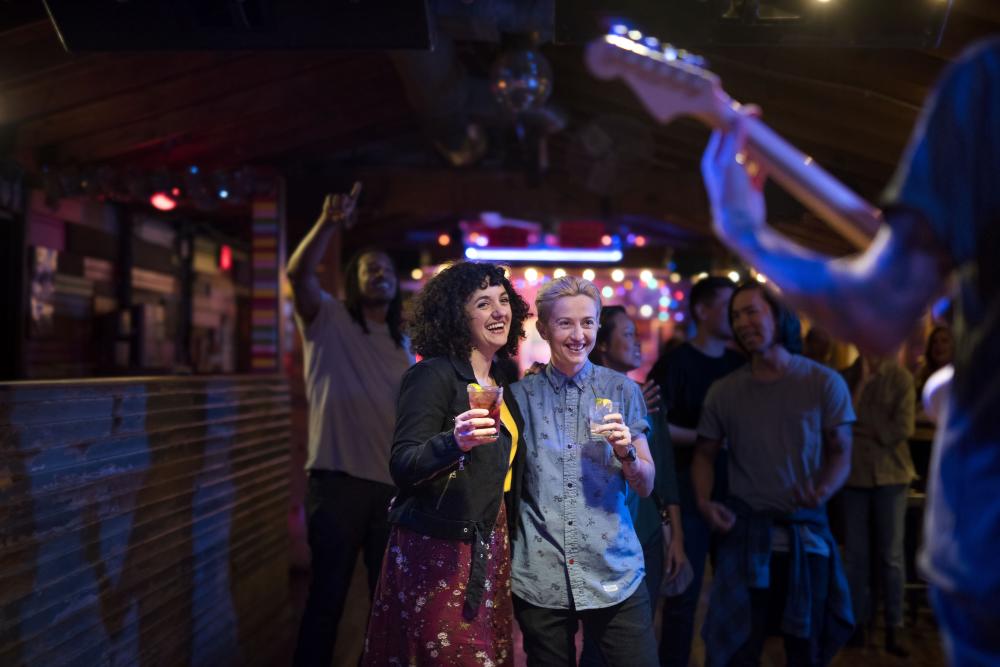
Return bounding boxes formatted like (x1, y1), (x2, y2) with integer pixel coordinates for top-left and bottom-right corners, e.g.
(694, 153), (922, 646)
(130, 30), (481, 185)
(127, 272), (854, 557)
(409, 261), (530, 360)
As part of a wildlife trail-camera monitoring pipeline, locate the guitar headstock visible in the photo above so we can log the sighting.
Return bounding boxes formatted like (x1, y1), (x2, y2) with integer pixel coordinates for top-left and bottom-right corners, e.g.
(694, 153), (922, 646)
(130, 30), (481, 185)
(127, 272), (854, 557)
(585, 25), (731, 128)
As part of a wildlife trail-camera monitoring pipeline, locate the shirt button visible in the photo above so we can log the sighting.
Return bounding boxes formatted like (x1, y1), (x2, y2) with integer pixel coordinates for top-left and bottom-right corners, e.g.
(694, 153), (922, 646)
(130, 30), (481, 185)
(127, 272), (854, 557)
(567, 482), (573, 488)
(568, 520), (574, 526)
(567, 444), (573, 449)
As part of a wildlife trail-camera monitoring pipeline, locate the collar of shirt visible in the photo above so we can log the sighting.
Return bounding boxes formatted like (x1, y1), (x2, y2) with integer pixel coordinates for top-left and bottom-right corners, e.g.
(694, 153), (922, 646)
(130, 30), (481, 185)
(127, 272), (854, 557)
(545, 360), (595, 392)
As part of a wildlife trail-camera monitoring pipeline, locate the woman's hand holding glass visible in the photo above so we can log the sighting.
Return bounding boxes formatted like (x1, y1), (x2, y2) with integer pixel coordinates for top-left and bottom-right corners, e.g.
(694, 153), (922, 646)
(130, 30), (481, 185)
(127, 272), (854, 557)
(591, 410), (632, 457)
(452, 409), (498, 452)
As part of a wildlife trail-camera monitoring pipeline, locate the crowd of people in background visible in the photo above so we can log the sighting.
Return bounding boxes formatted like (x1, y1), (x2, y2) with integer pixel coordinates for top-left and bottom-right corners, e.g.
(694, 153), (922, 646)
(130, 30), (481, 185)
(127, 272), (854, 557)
(285, 34), (997, 667)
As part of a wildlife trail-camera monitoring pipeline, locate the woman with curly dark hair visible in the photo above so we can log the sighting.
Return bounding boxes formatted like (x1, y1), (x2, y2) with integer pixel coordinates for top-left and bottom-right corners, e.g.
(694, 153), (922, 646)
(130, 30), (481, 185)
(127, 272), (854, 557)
(363, 261), (530, 666)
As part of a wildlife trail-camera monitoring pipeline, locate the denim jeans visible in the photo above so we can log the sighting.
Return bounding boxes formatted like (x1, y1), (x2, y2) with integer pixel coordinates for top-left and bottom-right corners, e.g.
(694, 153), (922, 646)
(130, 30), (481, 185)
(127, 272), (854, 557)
(292, 471), (395, 667)
(514, 583), (658, 667)
(931, 586), (1000, 667)
(730, 552), (832, 667)
(840, 484), (908, 627)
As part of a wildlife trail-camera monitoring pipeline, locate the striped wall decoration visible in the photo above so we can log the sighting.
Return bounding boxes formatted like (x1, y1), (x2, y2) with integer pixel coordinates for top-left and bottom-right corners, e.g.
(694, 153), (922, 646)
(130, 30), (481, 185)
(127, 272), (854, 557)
(250, 198), (283, 373)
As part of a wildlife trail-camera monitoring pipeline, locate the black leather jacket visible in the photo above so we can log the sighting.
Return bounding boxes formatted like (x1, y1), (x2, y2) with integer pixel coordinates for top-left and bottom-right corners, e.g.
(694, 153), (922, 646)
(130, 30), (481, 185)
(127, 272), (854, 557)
(387, 354), (524, 614)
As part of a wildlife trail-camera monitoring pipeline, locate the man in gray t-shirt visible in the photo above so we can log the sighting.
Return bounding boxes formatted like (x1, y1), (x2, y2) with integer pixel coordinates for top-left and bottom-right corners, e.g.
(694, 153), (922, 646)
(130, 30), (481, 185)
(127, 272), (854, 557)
(692, 283), (855, 666)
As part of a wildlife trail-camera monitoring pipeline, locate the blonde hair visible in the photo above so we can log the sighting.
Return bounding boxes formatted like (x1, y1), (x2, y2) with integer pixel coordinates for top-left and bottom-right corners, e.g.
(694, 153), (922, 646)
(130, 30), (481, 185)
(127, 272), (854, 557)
(535, 275), (602, 326)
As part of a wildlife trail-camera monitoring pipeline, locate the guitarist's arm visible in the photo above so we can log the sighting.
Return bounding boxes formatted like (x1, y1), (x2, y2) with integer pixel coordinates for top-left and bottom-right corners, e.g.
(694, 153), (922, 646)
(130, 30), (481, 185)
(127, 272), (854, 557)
(701, 117), (952, 356)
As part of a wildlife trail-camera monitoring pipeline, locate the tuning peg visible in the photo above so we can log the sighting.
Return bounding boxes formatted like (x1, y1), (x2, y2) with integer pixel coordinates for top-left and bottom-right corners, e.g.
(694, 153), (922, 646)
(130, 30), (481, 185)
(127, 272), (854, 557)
(681, 52), (707, 67)
(627, 29), (643, 41)
(643, 36), (660, 49)
(663, 45), (678, 61)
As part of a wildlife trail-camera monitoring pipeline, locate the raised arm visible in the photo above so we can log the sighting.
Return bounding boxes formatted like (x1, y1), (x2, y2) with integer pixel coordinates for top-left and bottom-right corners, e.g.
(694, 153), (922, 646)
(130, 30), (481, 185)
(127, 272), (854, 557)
(286, 182), (362, 324)
(701, 117), (952, 356)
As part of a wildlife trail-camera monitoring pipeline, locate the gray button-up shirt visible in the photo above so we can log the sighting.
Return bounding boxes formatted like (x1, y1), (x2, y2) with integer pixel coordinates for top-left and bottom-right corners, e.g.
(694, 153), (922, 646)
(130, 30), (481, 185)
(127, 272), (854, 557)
(509, 361), (649, 610)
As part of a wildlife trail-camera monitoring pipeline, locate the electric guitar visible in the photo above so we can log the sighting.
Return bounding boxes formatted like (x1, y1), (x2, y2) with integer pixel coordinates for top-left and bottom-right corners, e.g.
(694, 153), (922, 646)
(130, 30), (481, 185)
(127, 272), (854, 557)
(585, 27), (882, 249)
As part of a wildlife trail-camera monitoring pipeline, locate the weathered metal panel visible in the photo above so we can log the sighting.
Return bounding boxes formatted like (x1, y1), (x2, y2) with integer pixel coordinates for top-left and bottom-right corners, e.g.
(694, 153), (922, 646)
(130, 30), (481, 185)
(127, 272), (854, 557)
(0, 375), (290, 667)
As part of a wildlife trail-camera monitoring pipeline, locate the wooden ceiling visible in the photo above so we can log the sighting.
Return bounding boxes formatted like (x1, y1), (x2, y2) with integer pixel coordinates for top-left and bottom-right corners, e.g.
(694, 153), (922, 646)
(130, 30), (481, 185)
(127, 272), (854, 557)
(2, 1), (999, 258)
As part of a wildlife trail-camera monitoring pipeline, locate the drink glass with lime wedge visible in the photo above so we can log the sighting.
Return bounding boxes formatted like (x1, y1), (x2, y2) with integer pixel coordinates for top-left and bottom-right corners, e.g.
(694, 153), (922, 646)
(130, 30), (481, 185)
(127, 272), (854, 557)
(589, 398), (619, 438)
(467, 383), (503, 442)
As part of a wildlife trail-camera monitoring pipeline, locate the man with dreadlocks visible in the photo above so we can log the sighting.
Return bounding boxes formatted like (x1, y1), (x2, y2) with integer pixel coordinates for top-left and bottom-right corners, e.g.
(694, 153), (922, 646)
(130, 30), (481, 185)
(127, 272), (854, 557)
(287, 182), (414, 667)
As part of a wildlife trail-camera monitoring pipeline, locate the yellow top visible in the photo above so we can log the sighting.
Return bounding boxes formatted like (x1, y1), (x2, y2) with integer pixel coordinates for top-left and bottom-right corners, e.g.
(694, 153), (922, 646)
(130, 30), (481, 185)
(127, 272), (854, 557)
(500, 400), (518, 492)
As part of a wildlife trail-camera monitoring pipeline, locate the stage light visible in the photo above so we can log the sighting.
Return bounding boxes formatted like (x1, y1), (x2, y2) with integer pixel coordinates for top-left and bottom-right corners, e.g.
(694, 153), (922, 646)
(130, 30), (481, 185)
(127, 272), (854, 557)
(218, 189), (229, 199)
(188, 165), (199, 174)
(675, 312), (685, 322)
(669, 272), (681, 283)
(659, 296), (671, 307)
(218, 244), (232, 271)
(475, 235), (489, 247)
(602, 286), (614, 298)
(695, 272), (709, 282)
(756, 274), (768, 283)
(634, 235), (646, 247)
(466, 248), (622, 263)
(728, 271), (741, 282)
(639, 304), (653, 318)
(582, 269), (596, 281)
(524, 268), (539, 283)
(150, 192), (176, 211)
(611, 269), (625, 282)
(601, 235), (613, 247)
(410, 268), (423, 280)
(553, 268), (567, 279)
(639, 270), (654, 283)
(658, 312), (669, 322)
(438, 233), (451, 246)
(674, 291), (685, 300)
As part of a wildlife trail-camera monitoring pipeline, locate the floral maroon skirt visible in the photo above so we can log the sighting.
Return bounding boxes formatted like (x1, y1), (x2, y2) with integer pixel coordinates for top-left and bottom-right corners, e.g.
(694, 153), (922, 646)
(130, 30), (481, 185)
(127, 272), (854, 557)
(362, 503), (513, 666)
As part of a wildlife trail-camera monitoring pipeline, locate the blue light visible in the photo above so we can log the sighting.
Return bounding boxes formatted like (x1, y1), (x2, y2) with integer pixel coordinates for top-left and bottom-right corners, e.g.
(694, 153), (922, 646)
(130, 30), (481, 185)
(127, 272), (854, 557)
(189, 165), (200, 174)
(464, 247), (623, 263)
(612, 24), (629, 36)
(659, 296), (671, 307)
(218, 189), (229, 199)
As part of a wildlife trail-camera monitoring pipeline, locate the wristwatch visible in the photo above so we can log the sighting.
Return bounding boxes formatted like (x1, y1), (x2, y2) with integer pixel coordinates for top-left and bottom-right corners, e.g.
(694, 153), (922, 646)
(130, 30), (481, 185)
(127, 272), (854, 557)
(614, 444), (637, 463)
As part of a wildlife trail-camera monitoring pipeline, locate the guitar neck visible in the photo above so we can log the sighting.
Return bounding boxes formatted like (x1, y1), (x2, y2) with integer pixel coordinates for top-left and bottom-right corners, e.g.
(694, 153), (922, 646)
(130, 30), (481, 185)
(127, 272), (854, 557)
(730, 110), (882, 249)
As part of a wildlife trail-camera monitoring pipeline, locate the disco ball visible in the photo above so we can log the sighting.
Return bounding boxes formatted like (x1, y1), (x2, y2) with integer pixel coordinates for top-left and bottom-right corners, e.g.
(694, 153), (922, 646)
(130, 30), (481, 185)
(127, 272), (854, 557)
(489, 47), (553, 114)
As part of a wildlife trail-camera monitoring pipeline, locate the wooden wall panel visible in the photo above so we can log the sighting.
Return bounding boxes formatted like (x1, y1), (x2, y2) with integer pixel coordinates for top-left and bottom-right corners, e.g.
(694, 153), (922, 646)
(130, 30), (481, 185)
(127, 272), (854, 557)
(0, 375), (290, 667)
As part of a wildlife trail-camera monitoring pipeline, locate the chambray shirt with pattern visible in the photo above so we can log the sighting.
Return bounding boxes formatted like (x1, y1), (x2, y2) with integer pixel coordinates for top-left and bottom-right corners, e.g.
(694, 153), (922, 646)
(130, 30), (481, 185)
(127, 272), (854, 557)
(509, 361), (649, 610)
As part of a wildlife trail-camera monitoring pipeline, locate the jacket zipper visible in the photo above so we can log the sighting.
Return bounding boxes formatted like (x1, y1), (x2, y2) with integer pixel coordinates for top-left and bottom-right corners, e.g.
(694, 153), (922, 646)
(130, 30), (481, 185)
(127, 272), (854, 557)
(435, 471), (456, 509)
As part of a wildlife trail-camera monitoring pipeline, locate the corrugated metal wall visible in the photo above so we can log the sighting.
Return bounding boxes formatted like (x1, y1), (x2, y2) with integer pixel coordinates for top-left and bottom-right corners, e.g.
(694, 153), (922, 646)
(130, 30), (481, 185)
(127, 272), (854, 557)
(0, 375), (290, 666)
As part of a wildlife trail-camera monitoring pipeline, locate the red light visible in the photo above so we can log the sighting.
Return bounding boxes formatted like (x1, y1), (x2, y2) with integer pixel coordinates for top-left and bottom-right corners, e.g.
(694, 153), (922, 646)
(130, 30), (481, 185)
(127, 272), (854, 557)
(219, 244), (233, 271)
(150, 192), (176, 211)
(674, 290), (684, 300)
(635, 235), (646, 247)
(438, 234), (451, 246)
(170, 187), (181, 196)
(600, 235), (612, 246)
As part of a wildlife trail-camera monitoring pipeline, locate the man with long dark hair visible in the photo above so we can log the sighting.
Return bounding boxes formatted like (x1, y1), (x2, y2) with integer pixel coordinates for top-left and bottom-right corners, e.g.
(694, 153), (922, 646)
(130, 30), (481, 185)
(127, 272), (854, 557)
(694, 282), (855, 666)
(287, 183), (413, 667)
